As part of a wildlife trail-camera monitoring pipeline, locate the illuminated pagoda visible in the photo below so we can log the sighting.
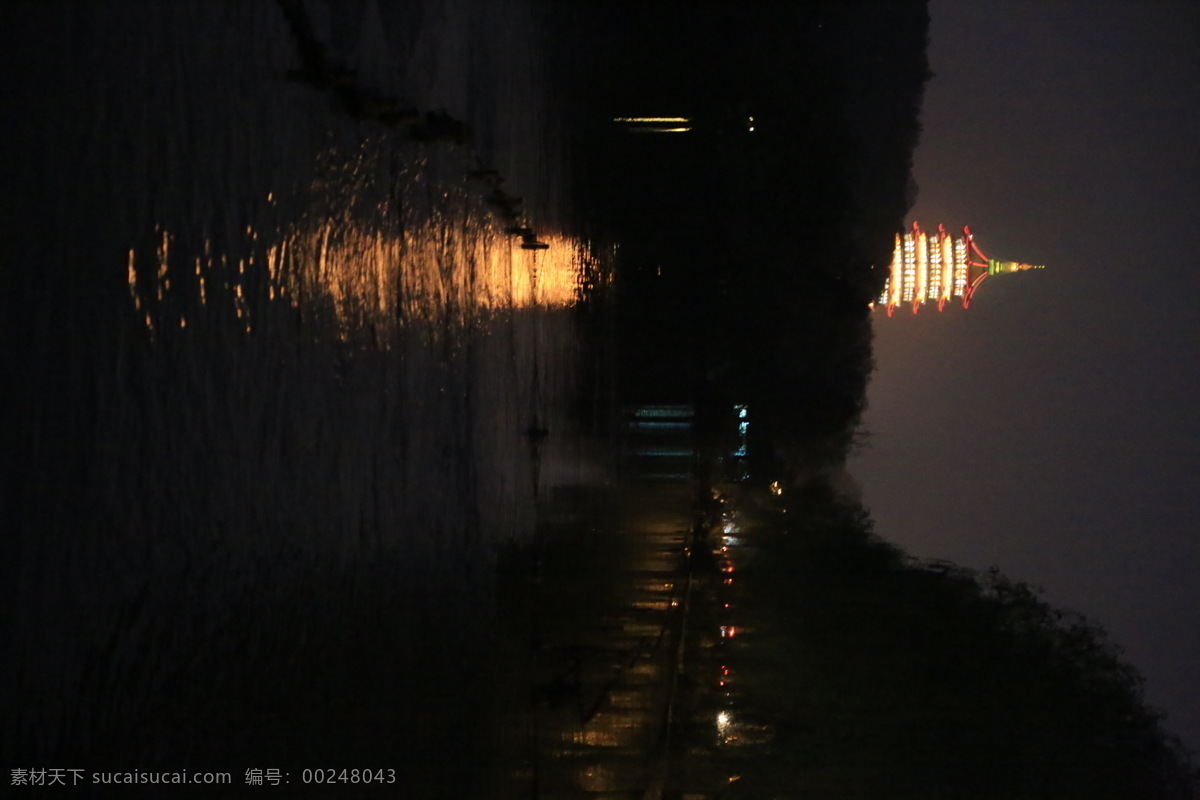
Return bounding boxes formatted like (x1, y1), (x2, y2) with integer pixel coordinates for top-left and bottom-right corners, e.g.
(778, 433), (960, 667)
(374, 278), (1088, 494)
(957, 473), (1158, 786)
(876, 223), (1043, 315)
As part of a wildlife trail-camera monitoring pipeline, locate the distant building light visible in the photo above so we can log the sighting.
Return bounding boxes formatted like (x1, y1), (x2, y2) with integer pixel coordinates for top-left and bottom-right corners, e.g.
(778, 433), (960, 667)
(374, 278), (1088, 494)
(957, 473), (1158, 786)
(614, 116), (691, 122)
(614, 116), (693, 133)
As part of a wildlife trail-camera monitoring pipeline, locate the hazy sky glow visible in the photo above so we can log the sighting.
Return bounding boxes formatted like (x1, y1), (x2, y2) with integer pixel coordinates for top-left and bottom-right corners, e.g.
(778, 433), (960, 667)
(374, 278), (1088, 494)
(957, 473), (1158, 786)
(852, 0), (1200, 752)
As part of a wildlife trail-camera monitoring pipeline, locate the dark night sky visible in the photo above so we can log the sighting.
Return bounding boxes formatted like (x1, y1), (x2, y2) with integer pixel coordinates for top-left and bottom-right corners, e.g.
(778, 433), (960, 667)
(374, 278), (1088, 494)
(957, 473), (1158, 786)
(851, 0), (1200, 752)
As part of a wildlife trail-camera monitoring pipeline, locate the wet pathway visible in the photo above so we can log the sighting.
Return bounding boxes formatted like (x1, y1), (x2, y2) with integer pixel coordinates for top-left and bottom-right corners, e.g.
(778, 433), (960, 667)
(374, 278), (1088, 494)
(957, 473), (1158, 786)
(490, 481), (696, 799)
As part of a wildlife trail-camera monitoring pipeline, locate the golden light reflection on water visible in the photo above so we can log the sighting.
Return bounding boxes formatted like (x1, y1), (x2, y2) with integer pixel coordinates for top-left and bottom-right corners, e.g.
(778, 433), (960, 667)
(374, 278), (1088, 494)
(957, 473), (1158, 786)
(126, 201), (604, 339)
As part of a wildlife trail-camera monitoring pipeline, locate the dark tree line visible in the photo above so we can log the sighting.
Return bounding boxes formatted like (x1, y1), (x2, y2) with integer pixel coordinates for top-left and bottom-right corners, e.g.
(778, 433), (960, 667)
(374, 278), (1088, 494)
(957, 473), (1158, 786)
(683, 483), (1195, 799)
(547, 0), (931, 480)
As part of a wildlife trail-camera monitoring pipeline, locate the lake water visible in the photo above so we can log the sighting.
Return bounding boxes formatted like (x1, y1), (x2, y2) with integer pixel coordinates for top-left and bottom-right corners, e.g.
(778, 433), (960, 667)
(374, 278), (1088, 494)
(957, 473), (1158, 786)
(1, 1), (616, 792)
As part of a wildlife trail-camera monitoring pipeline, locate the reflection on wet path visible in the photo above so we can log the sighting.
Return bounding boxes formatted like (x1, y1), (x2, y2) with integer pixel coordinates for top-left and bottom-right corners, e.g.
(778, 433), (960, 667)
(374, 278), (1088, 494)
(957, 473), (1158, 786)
(488, 405), (776, 798)
(492, 482), (694, 799)
(665, 483), (781, 798)
(497, 473), (785, 799)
